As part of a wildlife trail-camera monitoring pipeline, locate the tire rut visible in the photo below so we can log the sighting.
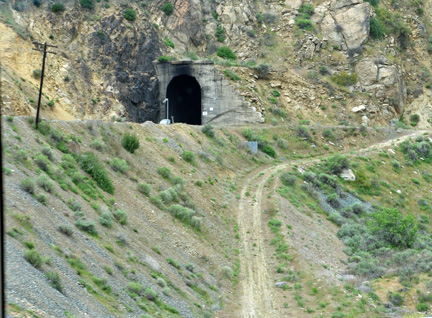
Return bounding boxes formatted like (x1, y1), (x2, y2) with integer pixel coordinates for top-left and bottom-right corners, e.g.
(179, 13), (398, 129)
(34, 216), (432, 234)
(236, 129), (427, 317)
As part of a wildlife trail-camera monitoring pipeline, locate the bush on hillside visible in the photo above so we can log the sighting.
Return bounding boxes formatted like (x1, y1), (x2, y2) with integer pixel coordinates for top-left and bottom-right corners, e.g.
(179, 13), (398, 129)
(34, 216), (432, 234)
(51, 3), (65, 13)
(217, 46), (236, 60)
(161, 2), (173, 15)
(124, 9), (136, 21)
(369, 208), (417, 248)
(202, 124), (215, 138)
(325, 154), (350, 175)
(370, 18), (385, 39)
(122, 133), (140, 153)
(79, 153), (114, 194)
(80, 0), (93, 9)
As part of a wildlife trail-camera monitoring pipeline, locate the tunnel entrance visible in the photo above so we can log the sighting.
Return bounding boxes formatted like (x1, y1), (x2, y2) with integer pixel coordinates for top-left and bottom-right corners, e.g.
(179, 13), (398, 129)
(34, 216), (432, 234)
(166, 75), (202, 125)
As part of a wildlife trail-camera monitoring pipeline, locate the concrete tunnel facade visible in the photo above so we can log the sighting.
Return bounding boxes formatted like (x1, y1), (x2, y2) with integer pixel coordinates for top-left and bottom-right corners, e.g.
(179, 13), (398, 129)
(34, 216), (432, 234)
(154, 60), (263, 125)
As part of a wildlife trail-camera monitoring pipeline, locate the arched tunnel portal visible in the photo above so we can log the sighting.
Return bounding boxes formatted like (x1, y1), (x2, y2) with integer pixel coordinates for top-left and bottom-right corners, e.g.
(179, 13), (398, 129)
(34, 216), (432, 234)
(166, 75), (202, 125)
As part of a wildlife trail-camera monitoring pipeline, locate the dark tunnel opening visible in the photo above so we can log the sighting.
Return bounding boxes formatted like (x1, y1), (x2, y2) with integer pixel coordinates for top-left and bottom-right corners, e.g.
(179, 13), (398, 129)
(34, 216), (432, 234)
(166, 75), (202, 125)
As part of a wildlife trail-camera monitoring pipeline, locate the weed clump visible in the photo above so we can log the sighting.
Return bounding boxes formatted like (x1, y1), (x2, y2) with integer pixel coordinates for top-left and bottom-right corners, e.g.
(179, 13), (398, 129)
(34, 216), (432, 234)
(75, 218), (98, 236)
(21, 178), (35, 194)
(202, 125), (215, 138)
(99, 212), (113, 228)
(79, 153), (114, 194)
(137, 183), (151, 196)
(113, 209), (127, 225)
(111, 158), (128, 173)
(46, 271), (63, 292)
(24, 249), (43, 269)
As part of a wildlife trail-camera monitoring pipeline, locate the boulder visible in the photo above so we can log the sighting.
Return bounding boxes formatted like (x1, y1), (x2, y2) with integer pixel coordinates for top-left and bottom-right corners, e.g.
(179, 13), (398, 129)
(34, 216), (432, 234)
(352, 105), (366, 113)
(340, 168), (356, 181)
(355, 57), (407, 114)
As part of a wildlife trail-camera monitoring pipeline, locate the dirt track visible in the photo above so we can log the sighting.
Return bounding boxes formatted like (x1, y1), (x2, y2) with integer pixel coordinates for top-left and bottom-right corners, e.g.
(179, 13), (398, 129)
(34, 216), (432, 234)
(236, 129), (428, 317)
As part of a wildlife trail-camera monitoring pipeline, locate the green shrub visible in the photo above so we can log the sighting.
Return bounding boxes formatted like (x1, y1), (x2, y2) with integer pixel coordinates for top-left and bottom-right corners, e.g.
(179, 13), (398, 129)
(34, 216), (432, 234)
(111, 158), (128, 173)
(202, 124), (215, 138)
(296, 125), (312, 141)
(224, 69), (241, 81)
(216, 26), (226, 42)
(51, 3), (65, 12)
(137, 183), (151, 196)
(331, 72), (358, 86)
(24, 241), (35, 249)
(409, 114), (420, 126)
(370, 18), (385, 39)
(113, 209), (127, 225)
(157, 167), (172, 179)
(58, 225), (73, 236)
(299, 4), (314, 18)
(261, 144), (276, 158)
(35, 154), (51, 173)
(164, 37), (175, 48)
(365, 0), (379, 6)
(182, 151), (195, 163)
(79, 153), (114, 194)
(277, 138), (288, 149)
(33, 69), (42, 79)
(167, 257), (181, 269)
(46, 271), (63, 292)
(122, 133), (140, 153)
(280, 172), (297, 186)
(127, 281), (142, 294)
(75, 218), (98, 236)
(388, 292), (403, 306)
(24, 249), (43, 269)
(80, 0), (93, 9)
(161, 1), (173, 15)
(90, 138), (104, 151)
(21, 178), (35, 194)
(369, 208), (417, 248)
(217, 46), (236, 60)
(38, 174), (54, 192)
(123, 9), (136, 21)
(99, 212), (113, 228)
(417, 302), (428, 312)
(323, 129), (335, 141)
(144, 287), (158, 301)
(157, 55), (175, 62)
(36, 193), (47, 204)
(295, 19), (313, 30)
(325, 154), (350, 174)
(255, 64), (270, 79)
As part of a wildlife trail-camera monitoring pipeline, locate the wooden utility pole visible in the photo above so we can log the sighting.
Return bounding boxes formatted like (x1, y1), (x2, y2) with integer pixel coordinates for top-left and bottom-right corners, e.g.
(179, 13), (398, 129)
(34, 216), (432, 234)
(32, 42), (57, 129)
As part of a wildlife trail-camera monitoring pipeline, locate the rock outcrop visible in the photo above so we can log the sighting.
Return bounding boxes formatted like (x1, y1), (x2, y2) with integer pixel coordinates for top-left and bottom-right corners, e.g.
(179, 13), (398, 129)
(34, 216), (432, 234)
(320, 0), (370, 50)
(355, 56), (407, 115)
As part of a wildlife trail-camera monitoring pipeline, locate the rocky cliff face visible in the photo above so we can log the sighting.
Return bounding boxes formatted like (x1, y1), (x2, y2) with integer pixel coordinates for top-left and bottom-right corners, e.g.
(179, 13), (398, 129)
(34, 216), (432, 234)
(1, 0), (431, 127)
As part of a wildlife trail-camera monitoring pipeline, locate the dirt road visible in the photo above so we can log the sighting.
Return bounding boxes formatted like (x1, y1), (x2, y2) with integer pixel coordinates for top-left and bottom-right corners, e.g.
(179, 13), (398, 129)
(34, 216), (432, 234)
(236, 129), (427, 317)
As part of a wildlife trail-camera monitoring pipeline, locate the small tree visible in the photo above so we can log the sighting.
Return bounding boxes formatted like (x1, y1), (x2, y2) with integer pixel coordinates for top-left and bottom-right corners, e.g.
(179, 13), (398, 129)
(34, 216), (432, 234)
(124, 9), (136, 21)
(369, 208), (417, 248)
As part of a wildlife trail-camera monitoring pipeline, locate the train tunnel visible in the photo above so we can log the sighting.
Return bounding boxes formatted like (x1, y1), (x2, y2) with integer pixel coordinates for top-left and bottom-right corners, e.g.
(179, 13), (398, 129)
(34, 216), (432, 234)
(166, 75), (202, 125)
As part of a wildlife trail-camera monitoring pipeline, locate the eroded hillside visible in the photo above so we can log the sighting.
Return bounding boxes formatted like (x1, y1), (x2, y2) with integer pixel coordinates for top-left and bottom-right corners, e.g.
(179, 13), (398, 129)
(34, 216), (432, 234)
(1, 0), (431, 127)
(3, 116), (432, 317)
